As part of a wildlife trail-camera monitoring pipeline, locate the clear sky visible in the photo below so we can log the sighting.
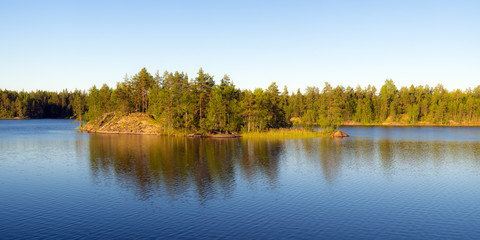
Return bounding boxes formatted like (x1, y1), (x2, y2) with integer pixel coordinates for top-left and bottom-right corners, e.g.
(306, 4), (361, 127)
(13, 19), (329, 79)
(1, 0), (479, 92)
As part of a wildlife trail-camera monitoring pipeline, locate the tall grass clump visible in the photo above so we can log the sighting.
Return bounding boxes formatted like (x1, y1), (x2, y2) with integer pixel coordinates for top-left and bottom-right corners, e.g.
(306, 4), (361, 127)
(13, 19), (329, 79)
(241, 128), (329, 138)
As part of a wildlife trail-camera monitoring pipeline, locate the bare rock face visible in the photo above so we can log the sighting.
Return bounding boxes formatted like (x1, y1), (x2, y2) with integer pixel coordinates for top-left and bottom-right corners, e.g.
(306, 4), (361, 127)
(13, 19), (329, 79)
(81, 112), (164, 135)
(330, 129), (349, 138)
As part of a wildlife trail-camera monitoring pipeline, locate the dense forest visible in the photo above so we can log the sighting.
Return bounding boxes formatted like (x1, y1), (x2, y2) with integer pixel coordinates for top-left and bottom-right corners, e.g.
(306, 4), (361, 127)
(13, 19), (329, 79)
(3, 67), (480, 133)
(0, 89), (86, 119)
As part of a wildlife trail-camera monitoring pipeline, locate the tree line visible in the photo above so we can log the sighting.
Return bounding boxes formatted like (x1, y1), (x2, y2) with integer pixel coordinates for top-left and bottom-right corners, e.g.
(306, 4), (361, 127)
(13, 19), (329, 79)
(0, 89), (86, 119)
(3, 67), (480, 132)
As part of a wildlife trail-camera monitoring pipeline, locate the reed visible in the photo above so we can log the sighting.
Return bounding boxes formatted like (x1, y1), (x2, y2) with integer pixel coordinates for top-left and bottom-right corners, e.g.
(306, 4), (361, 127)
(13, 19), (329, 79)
(241, 128), (329, 138)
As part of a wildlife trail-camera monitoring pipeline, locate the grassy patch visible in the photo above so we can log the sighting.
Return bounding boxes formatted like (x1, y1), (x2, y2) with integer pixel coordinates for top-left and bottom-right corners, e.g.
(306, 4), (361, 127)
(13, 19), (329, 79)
(241, 128), (329, 138)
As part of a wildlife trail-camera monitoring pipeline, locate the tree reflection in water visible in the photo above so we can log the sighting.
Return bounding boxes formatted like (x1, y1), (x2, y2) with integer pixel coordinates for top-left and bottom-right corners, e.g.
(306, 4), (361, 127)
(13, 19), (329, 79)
(87, 134), (480, 201)
(88, 135), (284, 202)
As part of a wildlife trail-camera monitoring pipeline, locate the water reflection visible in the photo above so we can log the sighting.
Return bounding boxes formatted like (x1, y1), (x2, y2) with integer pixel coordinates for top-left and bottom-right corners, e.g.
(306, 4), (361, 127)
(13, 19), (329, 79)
(237, 138), (283, 186)
(88, 135), (286, 202)
(87, 134), (480, 201)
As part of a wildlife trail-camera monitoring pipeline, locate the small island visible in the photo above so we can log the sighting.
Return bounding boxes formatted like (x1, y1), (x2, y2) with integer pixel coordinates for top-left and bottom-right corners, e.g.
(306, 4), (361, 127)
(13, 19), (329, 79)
(74, 68), (343, 138)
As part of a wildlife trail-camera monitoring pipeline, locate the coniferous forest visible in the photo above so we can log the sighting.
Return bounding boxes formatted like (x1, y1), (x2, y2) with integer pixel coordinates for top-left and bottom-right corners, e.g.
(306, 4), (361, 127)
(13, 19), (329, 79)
(0, 89), (86, 120)
(3, 67), (480, 132)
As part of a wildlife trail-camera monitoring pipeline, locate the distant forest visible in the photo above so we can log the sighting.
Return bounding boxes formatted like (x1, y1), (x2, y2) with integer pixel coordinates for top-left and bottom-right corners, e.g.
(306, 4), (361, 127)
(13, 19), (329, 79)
(0, 89), (86, 119)
(3, 68), (480, 132)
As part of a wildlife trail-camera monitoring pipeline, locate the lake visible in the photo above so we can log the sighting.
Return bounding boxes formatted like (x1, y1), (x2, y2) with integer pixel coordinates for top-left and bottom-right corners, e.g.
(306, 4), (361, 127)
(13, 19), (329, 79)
(2, 120), (480, 239)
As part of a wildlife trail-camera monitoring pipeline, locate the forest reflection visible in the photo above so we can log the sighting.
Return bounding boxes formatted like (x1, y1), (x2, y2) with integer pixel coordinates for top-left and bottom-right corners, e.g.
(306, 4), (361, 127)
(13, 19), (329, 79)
(87, 135), (480, 201)
(88, 135), (285, 201)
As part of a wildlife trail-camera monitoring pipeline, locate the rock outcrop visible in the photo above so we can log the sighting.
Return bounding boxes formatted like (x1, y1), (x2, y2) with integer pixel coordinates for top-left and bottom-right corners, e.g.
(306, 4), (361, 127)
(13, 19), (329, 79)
(81, 112), (164, 135)
(330, 129), (349, 138)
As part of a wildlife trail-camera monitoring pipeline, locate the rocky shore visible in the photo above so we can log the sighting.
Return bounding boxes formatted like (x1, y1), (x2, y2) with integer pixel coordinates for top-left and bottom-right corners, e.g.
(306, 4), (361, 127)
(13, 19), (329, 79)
(80, 112), (164, 135)
(80, 112), (242, 138)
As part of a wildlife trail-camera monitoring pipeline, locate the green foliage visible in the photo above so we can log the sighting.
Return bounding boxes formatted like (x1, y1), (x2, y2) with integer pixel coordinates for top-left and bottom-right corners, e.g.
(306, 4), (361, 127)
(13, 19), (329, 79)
(7, 70), (480, 132)
(0, 89), (86, 119)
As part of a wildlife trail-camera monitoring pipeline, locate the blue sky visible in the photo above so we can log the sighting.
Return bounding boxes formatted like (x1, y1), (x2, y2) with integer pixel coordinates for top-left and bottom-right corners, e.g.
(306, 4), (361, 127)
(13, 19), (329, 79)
(1, 0), (479, 92)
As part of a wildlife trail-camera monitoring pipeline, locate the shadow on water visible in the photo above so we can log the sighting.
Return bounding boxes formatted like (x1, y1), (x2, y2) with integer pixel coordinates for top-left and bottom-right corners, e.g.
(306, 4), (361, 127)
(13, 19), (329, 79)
(86, 132), (480, 202)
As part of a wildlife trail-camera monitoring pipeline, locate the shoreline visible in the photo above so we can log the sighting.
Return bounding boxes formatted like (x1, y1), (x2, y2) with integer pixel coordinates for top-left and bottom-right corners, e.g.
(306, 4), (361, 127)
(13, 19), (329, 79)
(341, 122), (480, 127)
(0, 117), (72, 120)
(79, 129), (243, 138)
(80, 127), (333, 138)
(5, 115), (480, 128)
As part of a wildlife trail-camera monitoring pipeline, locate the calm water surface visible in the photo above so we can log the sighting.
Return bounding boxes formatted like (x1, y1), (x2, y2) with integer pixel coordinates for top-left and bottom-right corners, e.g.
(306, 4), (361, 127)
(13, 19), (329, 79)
(2, 120), (480, 239)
